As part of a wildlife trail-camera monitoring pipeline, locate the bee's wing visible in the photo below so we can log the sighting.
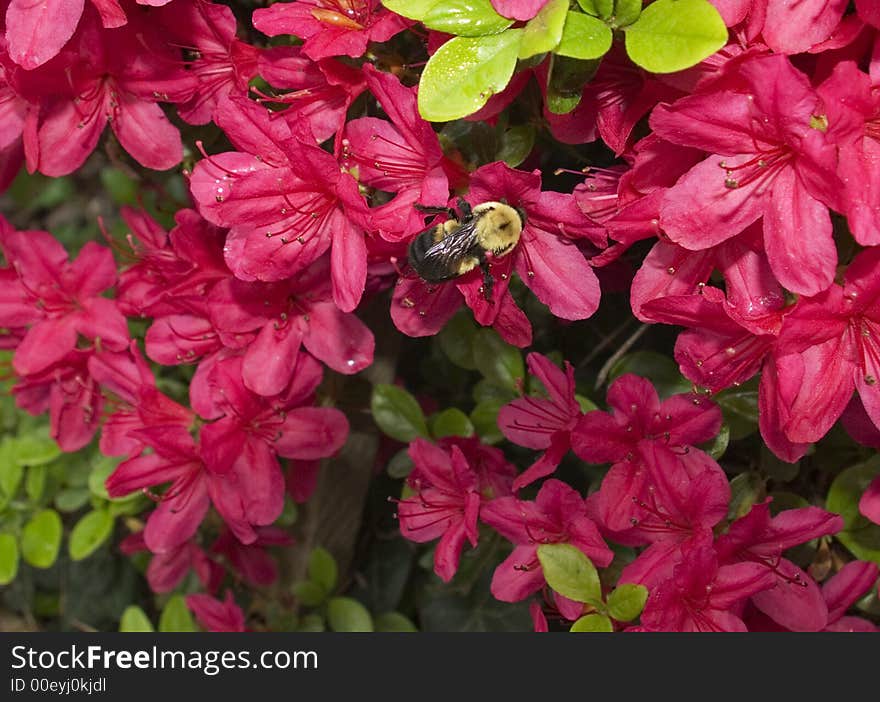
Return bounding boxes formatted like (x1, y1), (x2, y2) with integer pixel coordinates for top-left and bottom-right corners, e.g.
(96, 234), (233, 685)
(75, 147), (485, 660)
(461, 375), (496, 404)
(418, 221), (480, 280)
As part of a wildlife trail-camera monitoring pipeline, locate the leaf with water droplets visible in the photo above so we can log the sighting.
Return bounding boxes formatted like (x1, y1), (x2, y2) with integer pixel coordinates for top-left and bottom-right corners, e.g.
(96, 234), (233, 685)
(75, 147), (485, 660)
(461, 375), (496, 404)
(419, 31), (524, 122)
(422, 0), (513, 37)
(555, 11), (613, 60)
(519, 0), (568, 59)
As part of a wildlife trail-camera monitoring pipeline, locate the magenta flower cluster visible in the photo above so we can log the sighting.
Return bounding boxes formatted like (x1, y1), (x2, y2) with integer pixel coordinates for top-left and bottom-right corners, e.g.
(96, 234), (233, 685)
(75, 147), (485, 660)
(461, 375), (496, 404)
(1, 0), (880, 631)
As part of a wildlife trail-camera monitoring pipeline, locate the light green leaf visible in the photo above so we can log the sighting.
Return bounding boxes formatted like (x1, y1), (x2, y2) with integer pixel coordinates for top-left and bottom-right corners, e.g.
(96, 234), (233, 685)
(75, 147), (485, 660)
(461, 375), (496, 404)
(21, 509), (62, 569)
(430, 408), (475, 438)
(374, 612), (419, 632)
(381, 0), (443, 20)
(25, 465), (47, 502)
(537, 543), (602, 604)
(387, 448), (415, 479)
(120, 606), (154, 632)
(11, 427), (61, 467)
(419, 31), (524, 122)
(472, 328), (524, 390)
(570, 613), (614, 632)
(727, 471), (765, 521)
(0, 533), (19, 585)
(612, 0), (643, 27)
(159, 595), (197, 632)
(0, 440), (24, 505)
(308, 547), (338, 593)
(69, 509), (113, 561)
(371, 384), (429, 442)
(327, 597), (374, 632)
(576, 0), (610, 17)
(606, 584), (648, 622)
(55, 487), (91, 513)
(519, 0), (569, 58)
(556, 12), (613, 60)
(624, 0), (727, 74)
(422, 0), (513, 37)
(293, 581), (328, 607)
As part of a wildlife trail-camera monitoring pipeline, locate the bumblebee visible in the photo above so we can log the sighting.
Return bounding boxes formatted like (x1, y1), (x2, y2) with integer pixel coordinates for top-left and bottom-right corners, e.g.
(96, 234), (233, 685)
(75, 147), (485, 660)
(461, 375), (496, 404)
(407, 198), (526, 301)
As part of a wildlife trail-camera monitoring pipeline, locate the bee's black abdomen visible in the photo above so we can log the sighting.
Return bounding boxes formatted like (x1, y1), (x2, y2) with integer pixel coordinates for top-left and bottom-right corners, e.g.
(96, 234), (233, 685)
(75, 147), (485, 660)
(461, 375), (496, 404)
(408, 226), (456, 282)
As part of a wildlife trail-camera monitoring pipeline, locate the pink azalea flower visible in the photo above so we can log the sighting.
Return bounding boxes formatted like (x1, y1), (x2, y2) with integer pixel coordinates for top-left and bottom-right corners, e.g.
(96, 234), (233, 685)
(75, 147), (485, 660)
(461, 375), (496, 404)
(395, 438), (482, 583)
(186, 590), (246, 632)
(638, 536), (775, 632)
(252, 0), (410, 62)
(12, 349), (103, 451)
(773, 247), (880, 444)
(207, 255), (375, 395)
(342, 64), (452, 240)
(11, 10), (195, 176)
(189, 95), (371, 312)
(821, 561), (879, 632)
(155, 0), (259, 125)
(816, 61), (880, 245)
(87, 341), (193, 457)
(210, 526), (293, 588)
(120, 532), (221, 595)
(392, 162), (603, 346)
(480, 479), (613, 602)
(715, 500), (844, 631)
(652, 53), (841, 296)
(257, 47), (366, 145)
(4, 0), (174, 70)
(0, 226), (129, 376)
(498, 352), (582, 491)
(193, 353), (349, 539)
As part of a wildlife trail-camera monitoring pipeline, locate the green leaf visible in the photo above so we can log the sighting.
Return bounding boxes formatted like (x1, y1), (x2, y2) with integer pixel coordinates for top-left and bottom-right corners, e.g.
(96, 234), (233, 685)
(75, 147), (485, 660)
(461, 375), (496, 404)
(496, 125), (536, 168)
(422, 0), (513, 37)
(437, 311), (479, 370)
(607, 350), (691, 398)
(373, 612), (418, 632)
(159, 595), (197, 632)
(700, 422), (729, 460)
(576, 394), (598, 413)
(624, 0), (727, 74)
(297, 614), (326, 632)
(88, 455), (123, 500)
(761, 445), (800, 483)
(0, 533), (19, 585)
(11, 427), (61, 467)
(308, 547), (338, 593)
(430, 408), (475, 438)
(576, 0), (610, 17)
(119, 606), (154, 632)
(827, 457), (880, 563)
(387, 448), (415, 479)
(25, 465), (47, 502)
(0, 440), (24, 505)
(55, 487), (91, 513)
(472, 328), (524, 390)
(381, 0), (444, 20)
(556, 12), (613, 60)
(727, 471), (765, 521)
(470, 399), (505, 444)
(327, 597), (374, 632)
(69, 509), (113, 561)
(545, 54), (599, 114)
(536, 543), (601, 604)
(100, 168), (139, 205)
(612, 0), (643, 27)
(570, 613), (614, 632)
(419, 31), (523, 122)
(293, 581), (328, 607)
(519, 0), (568, 58)
(371, 384), (429, 442)
(606, 584), (648, 622)
(715, 385), (759, 440)
(20, 509), (62, 569)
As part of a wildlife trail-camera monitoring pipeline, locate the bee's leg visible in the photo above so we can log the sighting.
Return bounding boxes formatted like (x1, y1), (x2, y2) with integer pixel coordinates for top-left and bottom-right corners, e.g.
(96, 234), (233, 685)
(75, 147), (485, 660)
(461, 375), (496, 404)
(414, 203), (458, 219)
(479, 259), (494, 303)
(457, 197), (473, 219)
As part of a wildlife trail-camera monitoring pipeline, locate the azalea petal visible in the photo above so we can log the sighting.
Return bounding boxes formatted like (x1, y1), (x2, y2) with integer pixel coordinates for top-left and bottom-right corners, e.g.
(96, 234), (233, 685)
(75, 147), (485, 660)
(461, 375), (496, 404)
(511, 432), (570, 491)
(762, 0), (847, 54)
(330, 218), (367, 313)
(823, 561), (879, 622)
(390, 276), (462, 338)
(241, 323), (303, 397)
(5, 0), (84, 70)
(490, 546), (545, 602)
(858, 475), (880, 525)
(13, 318), (78, 375)
(112, 96), (183, 171)
(630, 241), (716, 322)
(37, 90), (107, 177)
(144, 477), (210, 553)
(764, 167), (835, 296)
(274, 407), (349, 460)
(751, 560), (828, 631)
(515, 230), (600, 320)
(302, 302), (374, 375)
